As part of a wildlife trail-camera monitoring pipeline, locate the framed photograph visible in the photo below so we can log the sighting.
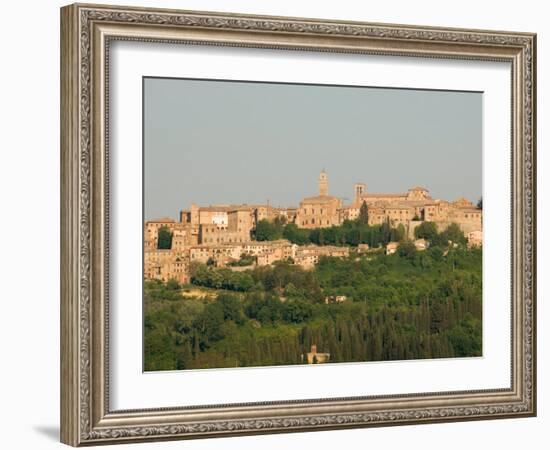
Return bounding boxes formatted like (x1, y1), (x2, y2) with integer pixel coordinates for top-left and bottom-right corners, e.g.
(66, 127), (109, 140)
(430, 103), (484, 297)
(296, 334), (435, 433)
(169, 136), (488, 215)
(60, 3), (536, 446)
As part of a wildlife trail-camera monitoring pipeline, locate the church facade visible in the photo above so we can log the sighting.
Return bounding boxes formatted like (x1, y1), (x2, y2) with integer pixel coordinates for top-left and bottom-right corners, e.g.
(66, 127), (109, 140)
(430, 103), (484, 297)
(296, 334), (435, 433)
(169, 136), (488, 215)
(295, 170), (343, 229)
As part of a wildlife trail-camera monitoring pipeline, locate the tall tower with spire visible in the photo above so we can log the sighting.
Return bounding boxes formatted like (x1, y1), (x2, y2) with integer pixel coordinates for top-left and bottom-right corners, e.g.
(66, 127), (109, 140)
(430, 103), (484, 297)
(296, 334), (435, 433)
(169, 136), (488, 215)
(318, 169), (328, 196)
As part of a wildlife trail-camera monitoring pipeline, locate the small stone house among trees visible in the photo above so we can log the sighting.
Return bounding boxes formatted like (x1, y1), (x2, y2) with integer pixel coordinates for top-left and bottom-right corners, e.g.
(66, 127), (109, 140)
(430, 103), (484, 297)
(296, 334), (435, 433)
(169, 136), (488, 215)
(303, 345), (330, 364)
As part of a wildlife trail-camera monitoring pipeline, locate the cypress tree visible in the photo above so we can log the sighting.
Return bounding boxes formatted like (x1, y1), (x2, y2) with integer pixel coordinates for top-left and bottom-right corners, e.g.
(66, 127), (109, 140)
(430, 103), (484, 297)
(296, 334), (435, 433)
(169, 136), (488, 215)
(358, 201), (369, 225)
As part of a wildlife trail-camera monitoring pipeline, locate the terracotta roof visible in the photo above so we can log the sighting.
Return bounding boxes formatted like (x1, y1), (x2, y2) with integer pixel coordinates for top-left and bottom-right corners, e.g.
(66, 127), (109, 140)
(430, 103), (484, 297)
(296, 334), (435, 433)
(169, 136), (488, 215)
(453, 197), (475, 208)
(409, 186), (429, 191)
(148, 217), (175, 223)
(300, 195), (340, 204)
(229, 207), (255, 212)
(199, 205), (236, 212)
(361, 193), (406, 198)
(191, 239), (291, 250)
(244, 239), (292, 246)
(385, 205), (415, 210)
(453, 197), (472, 203)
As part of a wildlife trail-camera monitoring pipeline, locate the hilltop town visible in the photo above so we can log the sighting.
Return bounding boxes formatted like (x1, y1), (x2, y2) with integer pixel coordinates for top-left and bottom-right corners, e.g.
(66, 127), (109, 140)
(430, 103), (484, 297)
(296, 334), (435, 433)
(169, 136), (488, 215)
(144, 170), (482, 284)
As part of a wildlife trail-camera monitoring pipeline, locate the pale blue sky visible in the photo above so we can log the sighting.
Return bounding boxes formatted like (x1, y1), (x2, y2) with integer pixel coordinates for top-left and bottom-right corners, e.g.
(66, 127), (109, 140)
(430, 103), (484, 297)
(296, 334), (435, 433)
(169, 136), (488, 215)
(144, 77), (482, 220)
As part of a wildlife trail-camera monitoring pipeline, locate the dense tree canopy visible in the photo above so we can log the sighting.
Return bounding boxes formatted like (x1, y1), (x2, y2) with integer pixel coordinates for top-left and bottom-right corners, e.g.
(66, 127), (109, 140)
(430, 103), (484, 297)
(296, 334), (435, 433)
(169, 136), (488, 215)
(145, 228), (482, 371)
(282, 223), (311, 245)
(256, 218), (414, 248)
(414, 221), (438, 242)
(254, 219), (283, 241)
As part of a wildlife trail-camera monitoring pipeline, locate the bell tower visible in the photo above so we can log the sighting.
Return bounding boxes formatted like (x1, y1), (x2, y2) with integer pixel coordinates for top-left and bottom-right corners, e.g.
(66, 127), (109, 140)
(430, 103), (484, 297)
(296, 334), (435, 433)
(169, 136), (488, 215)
(318, 170), (328, 196)
(354, 183), (366, 203)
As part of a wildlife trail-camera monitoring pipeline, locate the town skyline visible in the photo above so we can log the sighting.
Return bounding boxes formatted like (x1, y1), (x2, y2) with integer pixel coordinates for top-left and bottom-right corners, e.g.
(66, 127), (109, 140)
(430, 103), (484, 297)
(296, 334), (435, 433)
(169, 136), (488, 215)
(145, 175), (482, 221)
(145, 168), (483, 284)
(144, 78), (482, 221)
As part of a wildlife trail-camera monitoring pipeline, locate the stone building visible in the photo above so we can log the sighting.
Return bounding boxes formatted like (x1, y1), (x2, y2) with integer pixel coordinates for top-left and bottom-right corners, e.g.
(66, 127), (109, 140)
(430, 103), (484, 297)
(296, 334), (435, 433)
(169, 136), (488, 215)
(189, 243), (243, 266)
(256, 247), (288, 266)
(303, 345), (330, 364)
(186, 239), (297, 268)
(295, 244), (350, 269)
(414, 238), (429, 251)
(346, 180), (482, 243)
(199, 225), (249, 245)
(296, 170), (342, 229)
(228, 208), (255, 235)
(242, 240), (296, 260)
(144, 217), (175, 249)
(192, 206), (255, 245)
(467, 230), (483, 248)
(144, 249), (190, 284)
(324, 295), (347, 304)
(144, 218), (198, 250)
(275, 207), (298, 224)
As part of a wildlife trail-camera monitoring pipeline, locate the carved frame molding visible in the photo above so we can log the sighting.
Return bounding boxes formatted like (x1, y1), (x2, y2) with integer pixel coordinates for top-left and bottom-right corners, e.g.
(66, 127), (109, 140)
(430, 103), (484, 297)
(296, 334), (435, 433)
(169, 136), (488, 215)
(60, 3), (536, 446)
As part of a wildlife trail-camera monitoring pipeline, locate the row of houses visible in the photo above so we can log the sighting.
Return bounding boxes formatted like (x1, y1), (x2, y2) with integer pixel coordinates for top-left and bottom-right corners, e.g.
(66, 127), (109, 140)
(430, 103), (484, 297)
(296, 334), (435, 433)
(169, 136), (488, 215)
(145, 229), (485, 285)
(144, 240), (362, 284)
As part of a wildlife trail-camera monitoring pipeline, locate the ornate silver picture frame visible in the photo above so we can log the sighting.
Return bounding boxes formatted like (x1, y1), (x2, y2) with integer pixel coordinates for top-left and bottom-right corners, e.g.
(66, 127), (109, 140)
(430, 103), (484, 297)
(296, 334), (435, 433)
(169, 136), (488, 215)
(60, 3), (536, 446)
